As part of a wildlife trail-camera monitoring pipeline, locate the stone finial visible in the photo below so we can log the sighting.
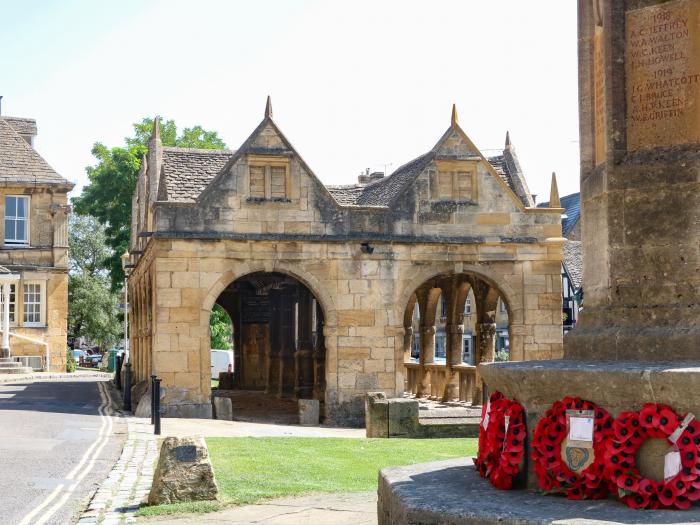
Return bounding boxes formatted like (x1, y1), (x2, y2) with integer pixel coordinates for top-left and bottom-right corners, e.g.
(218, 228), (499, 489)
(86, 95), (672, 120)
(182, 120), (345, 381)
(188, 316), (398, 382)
(265, 95), (273, 119)
(549, 172), (561, 208)
(151, 116), (161, 142)
(451, 103), (458, 126)
(505, 131), (512, 148)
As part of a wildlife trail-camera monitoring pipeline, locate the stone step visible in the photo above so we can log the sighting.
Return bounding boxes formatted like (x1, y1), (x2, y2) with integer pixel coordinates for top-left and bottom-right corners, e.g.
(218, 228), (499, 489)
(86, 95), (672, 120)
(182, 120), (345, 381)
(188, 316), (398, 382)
(0, 362), (22, 369)
(0, 357), (13, 363)
(0, 366), (33, 375)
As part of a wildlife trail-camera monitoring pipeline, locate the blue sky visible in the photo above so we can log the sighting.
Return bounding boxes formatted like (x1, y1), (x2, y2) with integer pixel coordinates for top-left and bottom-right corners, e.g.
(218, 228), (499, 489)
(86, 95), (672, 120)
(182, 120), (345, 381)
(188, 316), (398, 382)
(2, 0), (580, 202)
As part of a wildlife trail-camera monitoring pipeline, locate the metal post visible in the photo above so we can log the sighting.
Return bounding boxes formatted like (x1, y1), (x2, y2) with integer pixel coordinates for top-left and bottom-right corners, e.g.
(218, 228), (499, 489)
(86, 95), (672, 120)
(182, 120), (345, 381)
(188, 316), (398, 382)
(123, 362), (132, 411)
(150, 374), (156, 424)
(154, 377), (161, 435)
(115, 354), (122, 390)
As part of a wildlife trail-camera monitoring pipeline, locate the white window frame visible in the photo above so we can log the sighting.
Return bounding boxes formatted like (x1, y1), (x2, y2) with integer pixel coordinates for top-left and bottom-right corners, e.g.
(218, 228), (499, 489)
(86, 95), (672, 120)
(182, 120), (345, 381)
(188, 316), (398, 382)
(4, 195), (30, 246)
(0, 283), (18, 326)
(22, 281), (45, 327)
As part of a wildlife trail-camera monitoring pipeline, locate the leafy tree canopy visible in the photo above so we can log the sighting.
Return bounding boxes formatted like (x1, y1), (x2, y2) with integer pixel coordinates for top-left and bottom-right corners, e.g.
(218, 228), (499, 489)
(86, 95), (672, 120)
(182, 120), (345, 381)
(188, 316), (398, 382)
(68, 216), (122, 350)
(73, 117), (226, 288)
(210, 304), (233, 350)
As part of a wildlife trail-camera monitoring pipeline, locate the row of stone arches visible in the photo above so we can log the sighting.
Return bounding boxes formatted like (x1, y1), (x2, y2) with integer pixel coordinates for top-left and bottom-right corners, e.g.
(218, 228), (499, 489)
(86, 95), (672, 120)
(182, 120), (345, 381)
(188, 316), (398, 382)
(205, 265), (511, 421)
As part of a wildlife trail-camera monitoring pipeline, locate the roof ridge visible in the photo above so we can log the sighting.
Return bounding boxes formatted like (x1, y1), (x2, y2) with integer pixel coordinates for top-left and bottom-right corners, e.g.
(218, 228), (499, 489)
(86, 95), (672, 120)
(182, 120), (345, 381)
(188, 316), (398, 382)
(0, 118), (73, 188)
(162, 146), (235, 154)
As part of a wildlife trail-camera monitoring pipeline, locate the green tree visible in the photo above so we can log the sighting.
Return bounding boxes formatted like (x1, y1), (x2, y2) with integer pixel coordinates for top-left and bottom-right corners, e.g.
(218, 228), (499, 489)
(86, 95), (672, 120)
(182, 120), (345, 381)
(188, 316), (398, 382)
(210, 304), (233, 349)
(73, 117), (226, 289)
(68, 215), (122, 350)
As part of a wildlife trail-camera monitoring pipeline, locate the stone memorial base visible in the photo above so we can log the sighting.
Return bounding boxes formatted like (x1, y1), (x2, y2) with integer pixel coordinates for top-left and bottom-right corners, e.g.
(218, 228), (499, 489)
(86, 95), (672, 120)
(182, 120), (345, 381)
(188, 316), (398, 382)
(378, 458), (700, 525)
(482, 360), (700, 486)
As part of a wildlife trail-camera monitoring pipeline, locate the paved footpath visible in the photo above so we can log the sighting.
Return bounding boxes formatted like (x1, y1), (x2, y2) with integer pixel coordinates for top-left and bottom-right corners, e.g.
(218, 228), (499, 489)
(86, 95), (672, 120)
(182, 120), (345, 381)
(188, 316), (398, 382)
(138, 492), (378, 525)
(78, 418), (158, 525)
(0, 378), (125, 525)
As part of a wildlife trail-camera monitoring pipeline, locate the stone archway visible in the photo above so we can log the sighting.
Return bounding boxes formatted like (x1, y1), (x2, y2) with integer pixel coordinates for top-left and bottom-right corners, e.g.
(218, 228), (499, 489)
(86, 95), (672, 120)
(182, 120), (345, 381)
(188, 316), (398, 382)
(400, 269), (512, 405)
(209, 271), (327, 422)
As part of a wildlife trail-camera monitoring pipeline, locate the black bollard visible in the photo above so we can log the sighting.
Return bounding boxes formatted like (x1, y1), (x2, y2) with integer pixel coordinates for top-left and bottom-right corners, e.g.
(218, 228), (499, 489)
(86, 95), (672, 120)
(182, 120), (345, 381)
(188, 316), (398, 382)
(123, 362), (132, 411)
(115, 354), (122, 390)
(154, 377), (161, 435)
(150, 374), (156, 424)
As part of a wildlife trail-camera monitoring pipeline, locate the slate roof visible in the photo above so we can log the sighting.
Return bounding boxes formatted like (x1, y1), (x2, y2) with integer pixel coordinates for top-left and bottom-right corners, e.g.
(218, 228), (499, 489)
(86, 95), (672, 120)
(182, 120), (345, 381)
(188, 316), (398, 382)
(2, 117), (37, 137)
(563, 240), (582, 290)
(538, 192), (580, 236)
(159, 127), (535, 208)
(0, 117), (72, 188)
(159, 147), (235, 202)
(326, 152), (434, 207)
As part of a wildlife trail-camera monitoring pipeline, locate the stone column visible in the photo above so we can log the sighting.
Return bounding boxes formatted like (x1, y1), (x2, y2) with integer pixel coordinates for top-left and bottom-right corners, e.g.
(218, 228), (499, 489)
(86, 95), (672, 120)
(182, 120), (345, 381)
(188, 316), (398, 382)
(266, 290), (281, 395)
(473, 322), (496, 404)
(443, 323), (464, 401)
(416, 325), (435, 397)
(402, 326), (413, 363)
(1, 283), (10, 358)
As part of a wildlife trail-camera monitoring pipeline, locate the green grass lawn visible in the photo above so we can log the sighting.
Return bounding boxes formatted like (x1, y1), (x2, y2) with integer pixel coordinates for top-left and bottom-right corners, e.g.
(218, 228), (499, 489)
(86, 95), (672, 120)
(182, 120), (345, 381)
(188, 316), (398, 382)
(138, 437), (476, 516)
(211, 378), (219, 389)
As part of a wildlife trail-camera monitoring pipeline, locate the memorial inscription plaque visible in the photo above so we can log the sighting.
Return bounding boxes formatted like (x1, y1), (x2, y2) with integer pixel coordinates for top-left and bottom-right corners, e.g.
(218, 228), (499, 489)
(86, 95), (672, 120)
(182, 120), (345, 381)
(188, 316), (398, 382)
(626, 0), (700, 150)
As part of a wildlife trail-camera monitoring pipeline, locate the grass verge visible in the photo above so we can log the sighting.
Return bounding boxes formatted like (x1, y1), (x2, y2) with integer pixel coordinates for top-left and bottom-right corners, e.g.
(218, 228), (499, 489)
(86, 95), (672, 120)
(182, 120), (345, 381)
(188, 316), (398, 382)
(137, 436), (475, 517)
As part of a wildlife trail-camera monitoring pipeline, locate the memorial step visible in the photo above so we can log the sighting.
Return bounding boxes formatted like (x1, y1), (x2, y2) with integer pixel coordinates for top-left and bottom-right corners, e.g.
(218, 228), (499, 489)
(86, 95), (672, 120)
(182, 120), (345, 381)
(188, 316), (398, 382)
(0, 362), (22, 369)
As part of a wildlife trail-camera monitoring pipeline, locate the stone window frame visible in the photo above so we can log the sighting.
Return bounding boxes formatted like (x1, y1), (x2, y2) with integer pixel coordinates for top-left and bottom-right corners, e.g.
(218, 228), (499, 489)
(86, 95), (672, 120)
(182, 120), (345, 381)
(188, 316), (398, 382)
(22, 280), (46, 327)
(247, 155), (291, 202)
(4, 195), (30, 246)
(431, 160), (478, 202)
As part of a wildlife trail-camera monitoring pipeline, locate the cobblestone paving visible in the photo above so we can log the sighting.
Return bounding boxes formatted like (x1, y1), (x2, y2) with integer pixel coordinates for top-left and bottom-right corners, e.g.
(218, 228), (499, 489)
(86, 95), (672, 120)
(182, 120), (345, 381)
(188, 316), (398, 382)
(78, 417), (157, 525)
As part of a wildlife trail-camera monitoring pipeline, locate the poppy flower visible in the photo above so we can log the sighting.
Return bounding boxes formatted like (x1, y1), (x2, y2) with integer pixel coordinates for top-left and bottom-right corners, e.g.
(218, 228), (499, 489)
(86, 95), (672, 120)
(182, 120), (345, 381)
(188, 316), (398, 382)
(616, 472), (639, 493)
(658, 407), (680, 435)
(622, 493), (649, 509)
(658, 484), (680, 506)
(674, 495), (691, 510)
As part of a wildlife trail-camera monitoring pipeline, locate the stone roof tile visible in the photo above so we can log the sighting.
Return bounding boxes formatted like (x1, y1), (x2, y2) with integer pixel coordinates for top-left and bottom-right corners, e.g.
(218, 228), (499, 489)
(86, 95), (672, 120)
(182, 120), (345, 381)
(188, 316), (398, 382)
(160, 147), (235, 202)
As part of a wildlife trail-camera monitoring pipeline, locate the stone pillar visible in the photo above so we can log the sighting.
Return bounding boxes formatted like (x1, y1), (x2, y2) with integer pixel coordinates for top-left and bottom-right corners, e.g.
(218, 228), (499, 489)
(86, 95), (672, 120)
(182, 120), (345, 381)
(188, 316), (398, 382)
(1, 283), (10, 358)
(416, 325), (435, 397)
(402, 326), (413, 363)
(473, 322), (496, 404)
(443, 323), (464, 401)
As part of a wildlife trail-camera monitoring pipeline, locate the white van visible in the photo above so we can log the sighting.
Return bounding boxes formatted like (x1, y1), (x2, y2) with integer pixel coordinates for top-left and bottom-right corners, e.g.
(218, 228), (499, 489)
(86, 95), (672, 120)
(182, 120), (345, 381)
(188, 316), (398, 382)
(211, 349), (234, 379)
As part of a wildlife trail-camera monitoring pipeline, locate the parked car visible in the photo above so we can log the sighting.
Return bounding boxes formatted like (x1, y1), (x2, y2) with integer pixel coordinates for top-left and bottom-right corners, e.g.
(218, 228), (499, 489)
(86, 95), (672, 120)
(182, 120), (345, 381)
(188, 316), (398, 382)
(73, 349), (86, 364)
(84, 353), (103, 368)
(211, 349), (234, 379)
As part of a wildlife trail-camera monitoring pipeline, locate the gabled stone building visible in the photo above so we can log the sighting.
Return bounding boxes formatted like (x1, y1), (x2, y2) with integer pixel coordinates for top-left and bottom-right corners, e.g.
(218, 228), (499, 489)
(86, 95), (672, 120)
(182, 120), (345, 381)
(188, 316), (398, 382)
(0, 114), (73, 370)
(127, 99), (564, 424)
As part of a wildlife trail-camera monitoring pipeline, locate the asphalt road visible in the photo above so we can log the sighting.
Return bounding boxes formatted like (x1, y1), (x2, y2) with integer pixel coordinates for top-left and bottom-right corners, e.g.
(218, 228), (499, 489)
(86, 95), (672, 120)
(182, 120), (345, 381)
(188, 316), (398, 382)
(0, 379), (126, 525)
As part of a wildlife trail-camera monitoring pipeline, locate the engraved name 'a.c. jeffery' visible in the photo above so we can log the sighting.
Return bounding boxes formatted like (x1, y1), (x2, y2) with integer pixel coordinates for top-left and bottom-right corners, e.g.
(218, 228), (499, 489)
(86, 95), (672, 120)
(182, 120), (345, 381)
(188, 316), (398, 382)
(626, 0), (700, 150)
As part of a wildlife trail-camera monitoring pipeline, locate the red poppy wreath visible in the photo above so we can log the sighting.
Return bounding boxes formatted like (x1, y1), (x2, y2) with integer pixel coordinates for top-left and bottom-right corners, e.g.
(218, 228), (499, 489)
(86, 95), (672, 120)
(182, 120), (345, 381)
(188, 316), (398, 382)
(603, 403), (700, 510)
(532, 396), (614, 500)
(474, 391), (526, 490)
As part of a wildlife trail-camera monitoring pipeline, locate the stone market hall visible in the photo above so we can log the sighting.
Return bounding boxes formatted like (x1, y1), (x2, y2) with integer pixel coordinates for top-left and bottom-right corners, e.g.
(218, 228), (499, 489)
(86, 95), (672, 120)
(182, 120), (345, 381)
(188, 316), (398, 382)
(127, 99), (565, 424)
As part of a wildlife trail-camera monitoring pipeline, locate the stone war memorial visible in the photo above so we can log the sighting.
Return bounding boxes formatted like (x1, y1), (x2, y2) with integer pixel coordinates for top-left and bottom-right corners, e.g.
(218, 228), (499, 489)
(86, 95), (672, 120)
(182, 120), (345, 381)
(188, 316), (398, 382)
(379, 0), (700, 523)
(126, 96), (566, 423)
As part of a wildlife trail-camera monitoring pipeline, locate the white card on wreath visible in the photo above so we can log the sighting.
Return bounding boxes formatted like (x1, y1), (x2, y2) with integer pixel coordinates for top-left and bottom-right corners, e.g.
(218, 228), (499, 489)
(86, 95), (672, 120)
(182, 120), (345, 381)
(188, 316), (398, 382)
(664, 450), (682, 481)
(568, 416), (594, 442)
(482, 399), (491, 430)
